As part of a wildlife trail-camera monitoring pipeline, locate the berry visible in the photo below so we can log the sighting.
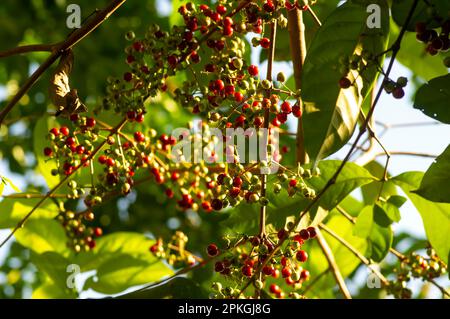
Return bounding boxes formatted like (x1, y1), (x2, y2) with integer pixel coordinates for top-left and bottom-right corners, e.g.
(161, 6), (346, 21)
(66, 137), (76, 146)
(60, 127), (70, 136)
(215, 261), (225, 272)
(98, 155), (107, 164)
(263, 265), (274, 276)
(211, 198), (223, 211)
(292, 104), (302, 118)
(277, 228), (288, 240)
(86, 117), (96, 128)
(106, 158), (115, 167)
(124, 72), (133, 82)
(263, 1), (275, 13)
(93, 227), (103, 237)
(127, 111), (137, 120)
(242, 265), (253, 277)
(260, 38), (270, 49)
(234, 92), (244, 102)
(289, 179), (297, 187)
(281, 101), (292, 114)
(165, 188), (174, 198)
(307, 226), (317, 238)
(207, 243), (219, 257)
(248, 65), (259, 76)
(281, 267), (292, 278)
(296, 250), (308, 262)
(299, 229), (310, 240)
(216, 4), (227, 15)
(392, 87), (405, 99)
(44, 147), (53, 156)
(300, 269), (310, 280)
(232, 176), (242, 187)
(269, 283), (281, 294)
(339, 77), (351, 89)
(134, 131), (145, 142)
(50, 127), (59, 136)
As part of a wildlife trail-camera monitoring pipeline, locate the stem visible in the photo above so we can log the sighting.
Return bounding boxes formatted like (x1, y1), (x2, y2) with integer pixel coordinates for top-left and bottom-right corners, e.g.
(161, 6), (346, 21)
(287, 7), (308, 164)
(0, 44), (55, 58)
(259, 20), (277, 238)
(306, 6), (322, 27)
(319, 223), (389, 286)
(0, 118), (127, 249)
(316, 229), (352, 299)
(0, 0), (127, 125)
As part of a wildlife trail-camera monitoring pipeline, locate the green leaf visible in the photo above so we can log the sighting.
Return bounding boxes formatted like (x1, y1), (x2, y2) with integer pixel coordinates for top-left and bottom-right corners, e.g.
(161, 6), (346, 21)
(304, 214), (368, 295)
(33, 116), (60, 188)
(354, 205), (393, 262)
(14, 218), (68, 255)
(393, 172), (450, 266)
(391, 0), (450, 31)
(413, 144), (450, 203)
(32, 279), (77, 299)
(0, 200), (56, 228)
(75, 232), (173, 294)
(413, 74), (450, 124)
(83, 254), (173, 294)
(30, 251), (74, 293)
(361, 160), (398, 205)
(118, 277), (207, 299)
(301, 0), (390, 162)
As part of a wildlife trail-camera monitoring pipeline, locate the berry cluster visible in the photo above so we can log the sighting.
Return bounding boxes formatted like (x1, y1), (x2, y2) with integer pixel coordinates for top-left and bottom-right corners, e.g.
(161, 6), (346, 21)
(209, 226), (317, 299)
(149, 231), (197, 268)
(388, 248), (448, 299)
(56, 210), (102, 252)
(415, 20), (450, 58)
(382, 76), (408, 99)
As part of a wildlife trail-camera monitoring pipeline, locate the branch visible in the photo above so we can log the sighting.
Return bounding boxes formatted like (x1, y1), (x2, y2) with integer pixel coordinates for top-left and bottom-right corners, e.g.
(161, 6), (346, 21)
(319, 223), (389, 286)
(2, 193), (69, 199)
(259, 20), (277, 238)
(306, 6), (322, 27)
(0, 44), (55, 58)
(288, 7), (308, 164)
(0, 118), (127, 249)
(316, 229), (352, 299)
(374, 151), (437, 159)
(0, 0), (127, 125)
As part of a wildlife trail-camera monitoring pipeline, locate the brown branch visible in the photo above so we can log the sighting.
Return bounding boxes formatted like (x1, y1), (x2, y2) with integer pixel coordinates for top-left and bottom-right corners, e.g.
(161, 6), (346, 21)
(0, 44), (56, 58)
(288, 7), (308, 165)
(374, 151), (437, 159)
(0, 118), (127, 249)
(316, 229), (352, 299)
(0, 0), (127, 125)
(319, 223), (389, 286)
(2, 193), (69, 199)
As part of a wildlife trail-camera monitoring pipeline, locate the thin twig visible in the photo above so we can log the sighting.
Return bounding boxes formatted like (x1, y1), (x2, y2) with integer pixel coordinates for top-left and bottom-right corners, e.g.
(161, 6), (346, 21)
(0, 44), (56, 58)
(319, 223), (389, 286)
(306, 6), (322, 27)
(316, 229), (352, 299)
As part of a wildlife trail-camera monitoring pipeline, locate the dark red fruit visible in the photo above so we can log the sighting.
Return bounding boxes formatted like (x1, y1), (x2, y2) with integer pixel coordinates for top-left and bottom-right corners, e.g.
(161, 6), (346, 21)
(392, 87), (405, 99)
(60, 127), (70, 136)
(269, 283), (281, 294)
(207, 243), (219, 257)
(211, 198), (223, 211)
(44, 147), (53, 156)
(242, 265), (253, 277)
(134, 131), (145, 142)
(299, 229), (310, 240)
(339, 77), (351, 89)
(214, 261), (225, 272)
(296, 250), (308, 262)
(93, 227), (103, 237)
(307, 226), (317, 238)
(248, 65), (259, 76)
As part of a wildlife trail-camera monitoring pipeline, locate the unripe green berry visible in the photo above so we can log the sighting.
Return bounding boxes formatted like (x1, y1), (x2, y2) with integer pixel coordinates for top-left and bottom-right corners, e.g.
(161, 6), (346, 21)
(277, 72), (286, 82)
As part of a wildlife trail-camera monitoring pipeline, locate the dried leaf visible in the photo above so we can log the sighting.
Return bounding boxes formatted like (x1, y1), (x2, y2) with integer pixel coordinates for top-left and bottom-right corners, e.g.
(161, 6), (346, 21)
(49, 49), (87, 116)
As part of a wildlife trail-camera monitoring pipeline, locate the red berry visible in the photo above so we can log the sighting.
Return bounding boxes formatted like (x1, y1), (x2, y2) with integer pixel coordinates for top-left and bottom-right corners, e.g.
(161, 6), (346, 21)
(248, 65), (259, 76)
(224, 85), (235, 96)
(93, 227), (103, 237)
(223, 25), (233, 37)
(277, 112), (288, 123)
(300, 269), (310, 280)
(339, 77), (352, 89)
(133, 41), (144, 52)
(232, 176), (242, 187)
(76, 145), (85, 155)
(167, 55), (178, 67)
(65, 137), (76, 146)
(298, 229), (309, 241)
(229, 187), (241, 198)
(263, 265), (274, 276)
(150, 243), (159, 253)
(281, 101), (292, 114)
(223, 17), (233, 27)
(242, 265), (253, 277)
(50, 127), (59, 136)
(165, 188), (174, 198)
(254, 117), (264, 127)
(392, 87), (405, 99)
(307, 226), (317, 238)
(127, 111), (137, 120)
(70, 114), (79, 122)
(124, 72), (133, 82)
(215, 79), (225, 91)
(263, 1), (275, 12)
(207, 243), (219, 257)
(98, 155), (107, 164)
(60, 126), (70, 136)
(260, 37), (270, 49)
(277, 228), (288, 240)
(86, 117), (96, 128)
(234, 92), (244, 102)
(211, 198), (223, 211)
(292, 104), (302, 118)
(135, 113), (145, 123)
(214, 261), (225, 272)
(281, 256), (288, 267)
(106, 158), (115, 167)
(134, 131), (145, 143)
(202, 201), (212, 212)
(281, 267), (292, 278)
(44, 147), (53, 156)
(269, 283), (281, 294)
(296, 250), (308, 262)
(216, 4), (227, 15)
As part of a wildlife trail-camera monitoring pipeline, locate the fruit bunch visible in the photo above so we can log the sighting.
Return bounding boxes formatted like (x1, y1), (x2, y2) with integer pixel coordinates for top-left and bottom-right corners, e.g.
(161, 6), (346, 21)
(388, 248), (448, 299)
(56, 210), (103, 252)
(208, 226), (317, 299)
(415, 20), (450, 57)
(149, 231), (197, 268)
